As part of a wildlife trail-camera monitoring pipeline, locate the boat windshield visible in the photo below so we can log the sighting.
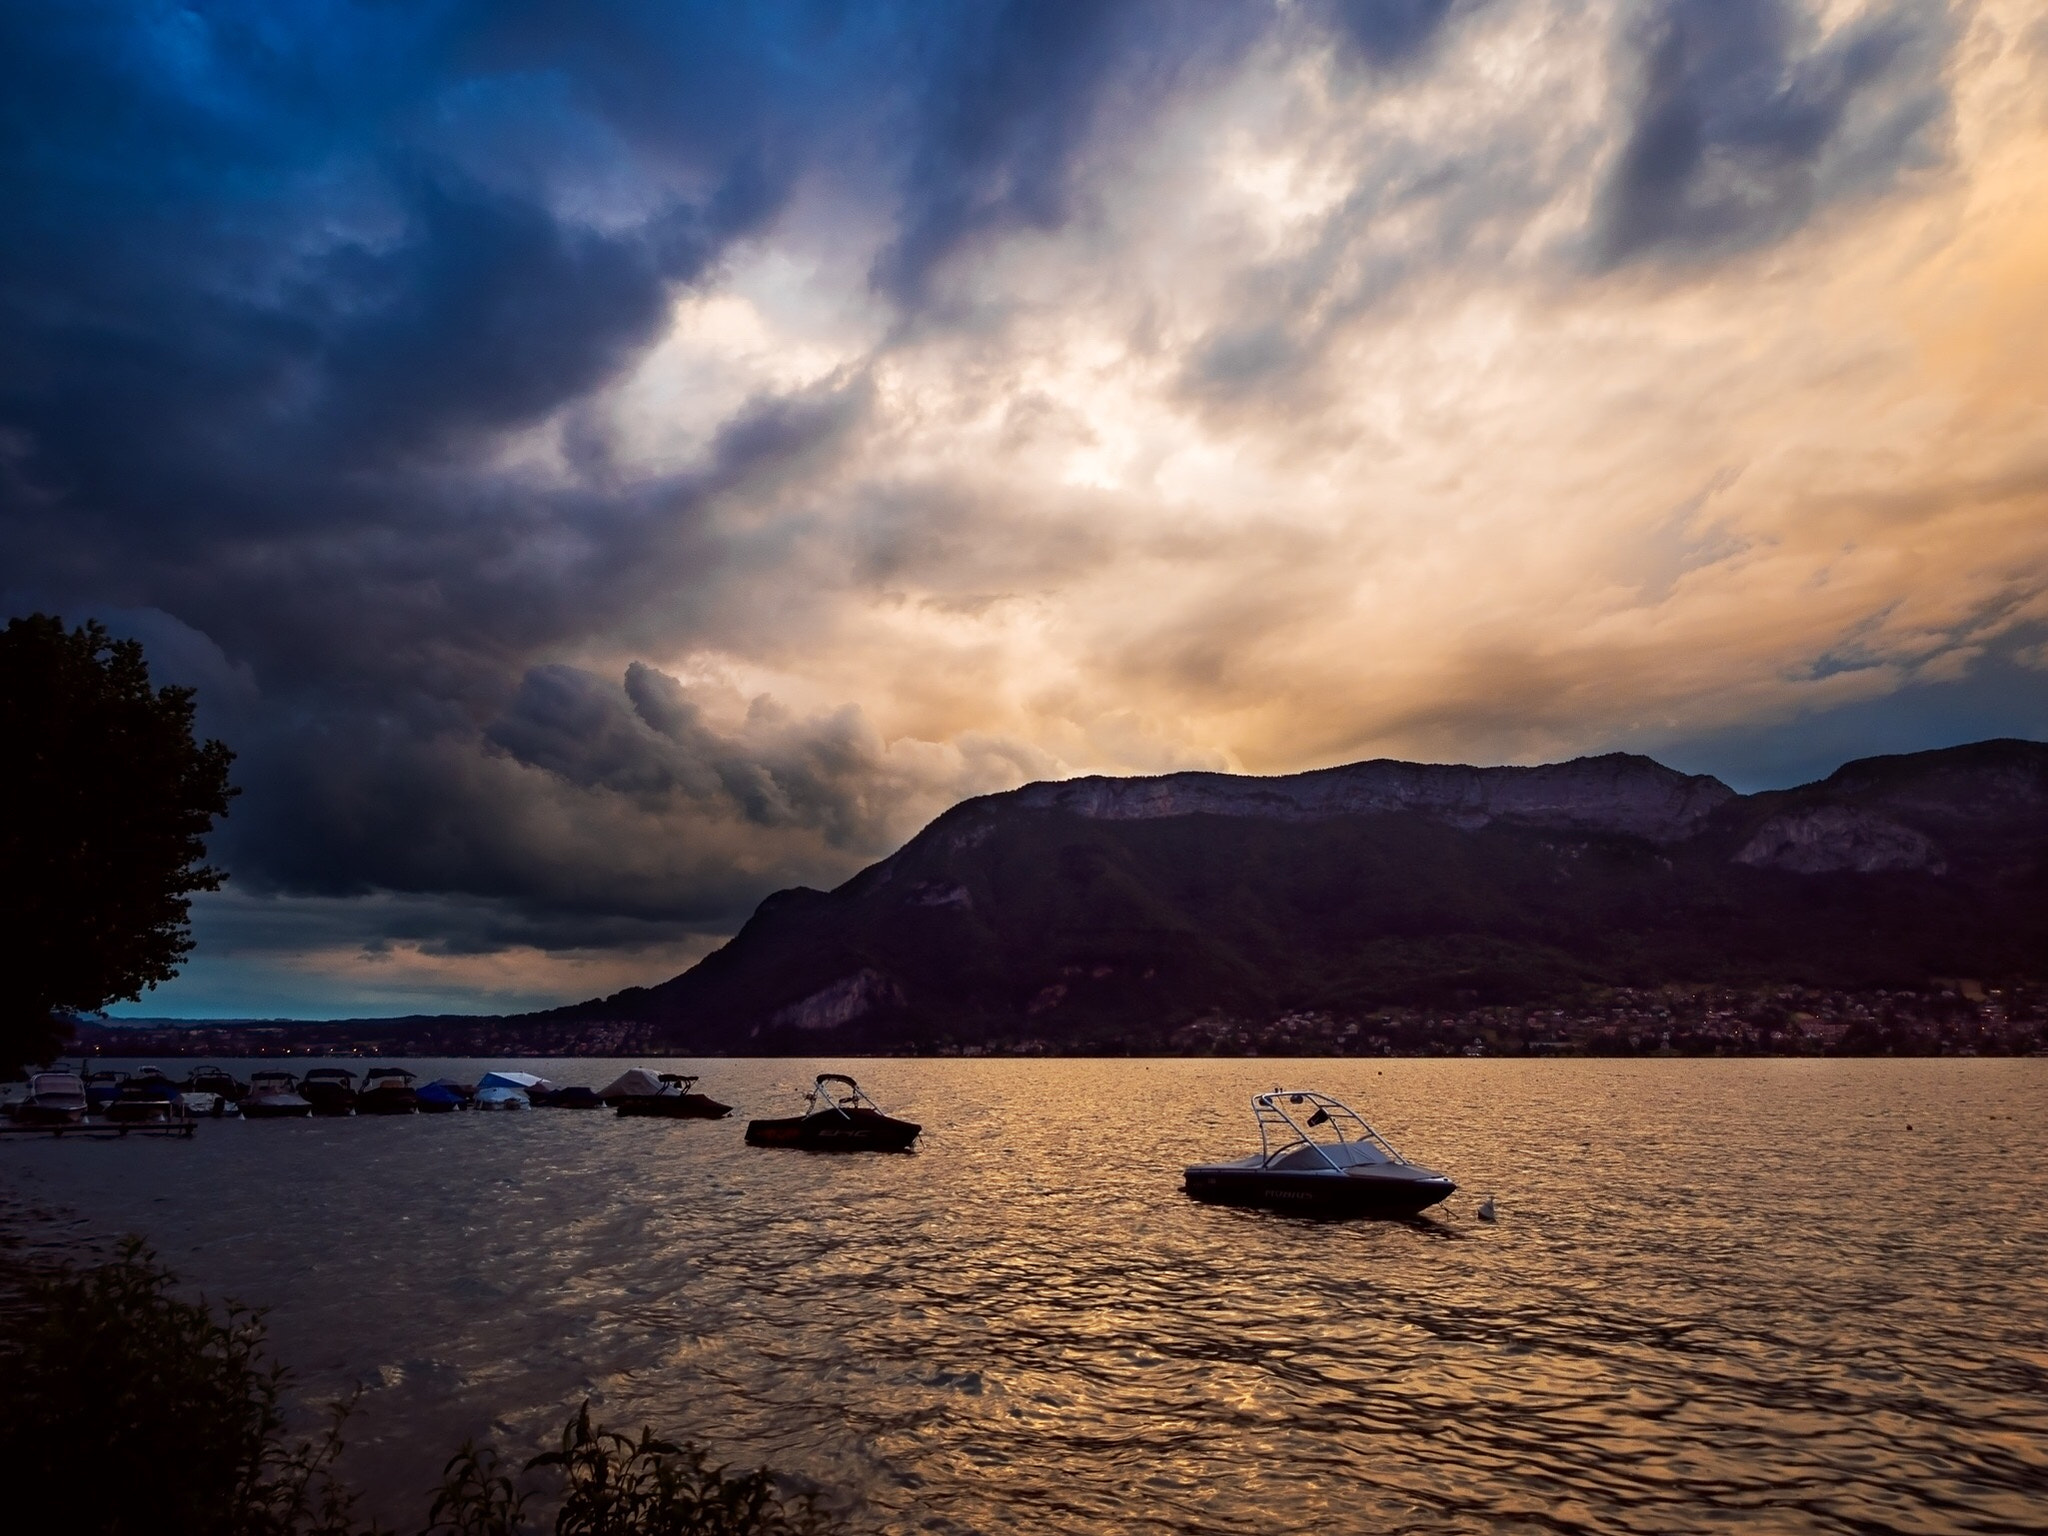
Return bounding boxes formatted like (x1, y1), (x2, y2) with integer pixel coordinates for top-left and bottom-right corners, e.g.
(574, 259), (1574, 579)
(251, 1074), (297, 1090)
(1251, 1091), (1409, 1172)
(657, 1074), (700, 1091)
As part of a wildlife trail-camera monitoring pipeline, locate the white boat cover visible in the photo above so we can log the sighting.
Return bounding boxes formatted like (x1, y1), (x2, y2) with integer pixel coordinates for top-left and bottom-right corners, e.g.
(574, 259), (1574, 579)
(597, 1068), (667, 1098)
(477, 1071), (552, 1092)
(474, 1084), (532, 1109)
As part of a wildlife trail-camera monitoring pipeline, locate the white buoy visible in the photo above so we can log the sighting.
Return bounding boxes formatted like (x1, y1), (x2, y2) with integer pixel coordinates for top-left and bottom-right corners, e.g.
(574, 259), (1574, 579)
(1476, 1195), (1497, 1222)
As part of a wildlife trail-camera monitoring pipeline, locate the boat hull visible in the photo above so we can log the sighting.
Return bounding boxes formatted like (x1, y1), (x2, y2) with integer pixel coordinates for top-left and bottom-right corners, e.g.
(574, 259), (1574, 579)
(1183, 1165), (1455, 1217)
(357, 1088), (419, 1115)
(616, 1093), (732, 1120)
(745, 1109), (920, 1152)
(242, 1096), (314, 1119)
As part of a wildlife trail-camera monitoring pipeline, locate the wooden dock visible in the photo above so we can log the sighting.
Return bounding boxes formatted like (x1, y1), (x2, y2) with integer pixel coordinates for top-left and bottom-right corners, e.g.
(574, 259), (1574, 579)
(0, 1118), (198, 1140)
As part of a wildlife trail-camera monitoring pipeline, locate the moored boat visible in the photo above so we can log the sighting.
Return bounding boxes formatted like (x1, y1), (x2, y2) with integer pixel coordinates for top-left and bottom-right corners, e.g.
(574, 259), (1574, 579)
(613, 1072), (732, 1119)
(417, 1080), (470, 1113)
(300, 1067), (358, 1116)
(1183, 1090), (1455, 1217)
(107, 1073), (184, 1124)
(540, 1085), (604, 1109)
(242, 1070), (314, 1119)
(83, 1069), (129, 1112)
(356, 1067), (420, 1115)
(183, 1066), (245, 1102)
(474, 1083), (533, 1111)
(14, 1069), (89, 1126)
(745, 1074), (918, 1151)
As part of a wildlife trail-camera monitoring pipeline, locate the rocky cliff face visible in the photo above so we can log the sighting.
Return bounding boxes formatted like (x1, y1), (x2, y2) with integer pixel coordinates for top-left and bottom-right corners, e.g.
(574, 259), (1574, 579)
(995, 752), (1736, 842)
(544, 739), (2048, 1050)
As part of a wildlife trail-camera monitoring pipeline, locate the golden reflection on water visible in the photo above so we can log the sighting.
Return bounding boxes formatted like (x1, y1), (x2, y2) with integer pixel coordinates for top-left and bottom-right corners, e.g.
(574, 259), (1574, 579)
(5, 1059), (2047, 1534)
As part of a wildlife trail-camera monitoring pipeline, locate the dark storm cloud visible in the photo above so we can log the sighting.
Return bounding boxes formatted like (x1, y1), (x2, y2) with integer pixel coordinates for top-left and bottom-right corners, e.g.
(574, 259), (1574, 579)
(1598, 0), (1951, 263)
(874, 0), (1272, 304)
(1323, 0), (1462, 67)
(3, 0), (2019, 1015)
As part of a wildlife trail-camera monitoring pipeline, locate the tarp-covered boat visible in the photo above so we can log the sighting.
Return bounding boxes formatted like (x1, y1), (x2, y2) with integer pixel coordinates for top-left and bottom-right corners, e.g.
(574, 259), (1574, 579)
(1183, 1090), (1455, 1217)
(417, 1080), (470, 1113)
(745, 1074), (919, 1152)
(241, 1071), (314, 1120)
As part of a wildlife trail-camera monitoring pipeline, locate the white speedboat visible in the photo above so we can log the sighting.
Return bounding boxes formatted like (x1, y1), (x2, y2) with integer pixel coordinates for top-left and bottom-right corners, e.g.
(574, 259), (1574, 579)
(1184, 1090), (1456, 1216)
(15, 1069), (88, 1126)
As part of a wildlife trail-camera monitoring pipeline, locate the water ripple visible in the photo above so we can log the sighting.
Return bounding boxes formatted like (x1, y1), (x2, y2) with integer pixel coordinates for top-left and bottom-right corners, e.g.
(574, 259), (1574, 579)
(4, 1059), (2045, 1535)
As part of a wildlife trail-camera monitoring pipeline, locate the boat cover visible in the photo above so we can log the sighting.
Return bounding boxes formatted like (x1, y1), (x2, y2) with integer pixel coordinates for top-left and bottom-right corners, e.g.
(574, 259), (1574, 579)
(598, 1068), (667, 1098)
(477, 1071), (553, 1093)
(417, 1081), (467, 1107)
(475, 1084), (532, 1109)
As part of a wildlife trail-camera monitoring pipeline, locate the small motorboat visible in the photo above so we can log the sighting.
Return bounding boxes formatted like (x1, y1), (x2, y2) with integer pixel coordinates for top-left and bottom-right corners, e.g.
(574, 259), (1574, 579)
(615, 1072), (733, 1119)
(1183, 1090), (1455, 1217)
(417, 1080), (471, 1113)
(183, 1066), (246, 1102)
(107, 1074), (184, 1124)
(474, 1083), (533, 1111)
(299, 1067), (358, 1116)
(242, 1070), (314, 1119)
(181, 1090), (239, 1118)
(356, 1067), (420, 1115)
(541, 1085), (604, 1110)
(14, 1069), (88, 1126)
(745, 1074), (919, 1151)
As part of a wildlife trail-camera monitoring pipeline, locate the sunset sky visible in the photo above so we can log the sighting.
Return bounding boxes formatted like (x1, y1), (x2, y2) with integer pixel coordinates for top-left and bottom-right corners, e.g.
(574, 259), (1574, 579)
(4, 0), (2045, 1017)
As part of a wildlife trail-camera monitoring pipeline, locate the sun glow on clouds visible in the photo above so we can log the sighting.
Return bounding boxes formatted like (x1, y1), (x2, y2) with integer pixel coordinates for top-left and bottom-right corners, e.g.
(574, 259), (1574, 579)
(583, 0), (2046, 790)
(31, 1), (2043, 1014)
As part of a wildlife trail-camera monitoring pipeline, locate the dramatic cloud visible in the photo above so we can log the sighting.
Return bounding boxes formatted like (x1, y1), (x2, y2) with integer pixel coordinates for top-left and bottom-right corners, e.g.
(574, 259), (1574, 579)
(2, 0), (2042, 1014)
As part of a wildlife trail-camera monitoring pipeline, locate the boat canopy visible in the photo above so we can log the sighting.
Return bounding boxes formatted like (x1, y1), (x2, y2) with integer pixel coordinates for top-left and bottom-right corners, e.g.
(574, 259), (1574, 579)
(1247, 1090), (1413, 1173)
(598, 1068), (667, 1098)
(478, 1071), (552, 1093)
(807, 1073), (886, 1115)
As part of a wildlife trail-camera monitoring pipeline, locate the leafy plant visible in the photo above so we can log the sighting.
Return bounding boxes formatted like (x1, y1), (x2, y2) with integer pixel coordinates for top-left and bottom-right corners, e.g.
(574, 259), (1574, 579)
(423, 1402), (840, 1536)
(0, 1239), (364, 1536)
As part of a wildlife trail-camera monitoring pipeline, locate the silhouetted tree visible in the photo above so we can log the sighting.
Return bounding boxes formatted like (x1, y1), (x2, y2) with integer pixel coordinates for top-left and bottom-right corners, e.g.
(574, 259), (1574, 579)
(0, 615), (236, 1067)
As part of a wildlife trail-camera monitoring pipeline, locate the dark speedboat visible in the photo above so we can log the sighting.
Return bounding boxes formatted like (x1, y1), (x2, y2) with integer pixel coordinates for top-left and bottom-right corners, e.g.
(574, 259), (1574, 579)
(299, 1067), (358, 1116)
(357, 1067), (420, 1115)
(614, 1073), (732, 1119)
(184, 1066), (246, 1102)
(14, 1070), (88, 1126)
(242, 1070), (314, 1119)
(542, 1085), (604, 1109)
(745, 1074), (919, 1152)
(1184, 1090), (1455, 1217)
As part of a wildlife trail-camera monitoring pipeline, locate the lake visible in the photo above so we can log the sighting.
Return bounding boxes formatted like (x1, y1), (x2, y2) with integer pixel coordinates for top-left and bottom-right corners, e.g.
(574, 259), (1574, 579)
(4, 1058), (2045, 1534)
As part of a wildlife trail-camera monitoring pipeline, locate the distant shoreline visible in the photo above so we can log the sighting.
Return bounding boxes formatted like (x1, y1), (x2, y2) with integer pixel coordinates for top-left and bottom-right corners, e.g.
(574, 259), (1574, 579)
(60, 979), (2046, 1063)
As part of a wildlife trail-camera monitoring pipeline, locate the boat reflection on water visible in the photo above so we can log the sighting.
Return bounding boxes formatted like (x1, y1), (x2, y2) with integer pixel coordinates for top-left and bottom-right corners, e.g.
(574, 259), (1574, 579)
(1184, 1090), (1456, 1217)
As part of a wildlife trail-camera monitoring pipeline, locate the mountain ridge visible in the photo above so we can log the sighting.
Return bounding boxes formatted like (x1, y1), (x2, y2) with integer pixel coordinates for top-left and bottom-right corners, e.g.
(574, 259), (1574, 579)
(540, 738), (2048, 1051)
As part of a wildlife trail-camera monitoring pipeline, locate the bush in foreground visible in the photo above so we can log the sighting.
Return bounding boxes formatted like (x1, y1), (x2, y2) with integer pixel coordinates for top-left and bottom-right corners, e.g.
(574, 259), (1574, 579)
(0, 1244), (850, 1536)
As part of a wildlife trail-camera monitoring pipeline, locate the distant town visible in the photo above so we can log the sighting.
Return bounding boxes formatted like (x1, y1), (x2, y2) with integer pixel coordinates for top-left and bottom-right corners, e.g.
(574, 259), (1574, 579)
(66, 981), (2048, 1061)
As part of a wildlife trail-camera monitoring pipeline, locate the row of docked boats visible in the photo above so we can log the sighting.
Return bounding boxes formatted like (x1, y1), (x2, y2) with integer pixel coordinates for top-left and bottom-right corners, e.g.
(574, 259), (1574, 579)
(5, 1066), (924, 1154)
(8, 1066), (1455, 1213)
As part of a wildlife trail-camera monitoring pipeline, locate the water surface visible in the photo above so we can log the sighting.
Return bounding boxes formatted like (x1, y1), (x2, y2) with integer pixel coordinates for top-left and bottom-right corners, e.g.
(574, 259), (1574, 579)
(5, 1058), (2044, 1534)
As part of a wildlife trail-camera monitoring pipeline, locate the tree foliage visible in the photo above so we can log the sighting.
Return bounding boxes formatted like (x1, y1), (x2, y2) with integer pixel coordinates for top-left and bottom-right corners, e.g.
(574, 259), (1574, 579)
(0, 613), (236, 1065)
(0, 1240), (363, 1536)
(0, 1245), (856, 1536)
